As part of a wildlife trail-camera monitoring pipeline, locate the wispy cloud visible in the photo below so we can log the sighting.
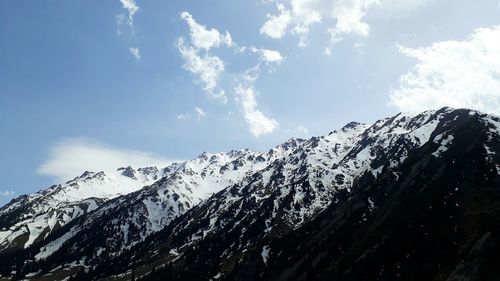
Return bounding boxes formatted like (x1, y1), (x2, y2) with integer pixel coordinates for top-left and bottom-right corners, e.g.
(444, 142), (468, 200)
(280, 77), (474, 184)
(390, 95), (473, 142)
(177, 107), (207, 121)
(284, 125), (309, 137)
(177, 11), (281, 137)
(180, 11), (233, 50)
(129, 47), (141, 60)
(177, 114), (191, 120)
(294, 125), (309, 136)
(177, 38), (227, 103)
(235, 67), (279, 137)
(251, 47), (284, 66)
(261, 0), (431, 51)
(389, 25), (500, 115)
(38, 138), (171, 182)
(0, 190), (15, 197)
(261, 0), (379, 48)
(260, 3), (292, 39)
(177, 12), (233, 103)
(195, 107), (206, 119)
(116, 0), (139, 35)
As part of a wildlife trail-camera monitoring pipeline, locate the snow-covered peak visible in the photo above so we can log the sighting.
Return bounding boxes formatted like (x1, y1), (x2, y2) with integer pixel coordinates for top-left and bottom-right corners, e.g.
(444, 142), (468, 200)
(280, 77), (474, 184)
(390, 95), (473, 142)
(340, 121), (366, 132)
(40, 166), (165, 203)
(170, 108), (473, 245)
(0, 164), (169, 252)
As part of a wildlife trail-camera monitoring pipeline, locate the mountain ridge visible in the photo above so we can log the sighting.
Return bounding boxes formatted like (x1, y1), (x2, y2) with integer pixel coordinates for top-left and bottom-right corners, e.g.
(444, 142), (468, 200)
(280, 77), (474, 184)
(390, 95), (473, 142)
(0, 107), (498, 281)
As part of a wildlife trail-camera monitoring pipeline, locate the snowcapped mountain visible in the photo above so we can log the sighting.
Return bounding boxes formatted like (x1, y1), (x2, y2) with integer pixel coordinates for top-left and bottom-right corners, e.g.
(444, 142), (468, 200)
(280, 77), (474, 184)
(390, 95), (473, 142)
(93, 108), (497, 281)
(0, 147), (293, 272)
(0, 165), (168, 253)
(28, 148), (283, 263)
(0, 107), (499, 281)
(159, 108), (459, 243)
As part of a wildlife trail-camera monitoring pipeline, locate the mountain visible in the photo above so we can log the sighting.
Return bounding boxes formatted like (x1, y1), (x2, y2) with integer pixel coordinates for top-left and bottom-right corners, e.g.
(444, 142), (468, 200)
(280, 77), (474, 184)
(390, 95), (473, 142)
(0, 166), (168, 253)
(0, 148), (291, 278)
(0, 107), (498, 281)
(27, 149), (283, 263)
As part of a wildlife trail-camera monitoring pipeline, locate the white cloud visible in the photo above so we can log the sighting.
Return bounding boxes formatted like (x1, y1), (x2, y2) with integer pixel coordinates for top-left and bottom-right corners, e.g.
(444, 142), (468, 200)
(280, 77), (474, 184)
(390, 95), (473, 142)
(235, 46), (248, 53)
(295, 125), (309, 136)
(284, 125), (310, 136)
(261, 0), (430, 48)
(236, 84), (279, 137)
(177, 107), (206, 120)
(176, 11), (280, 136)
(177, 114), (191, 120)
(235, 68), (279, 137)
(260, 3), (292, 39)
(378, 0), (431, 12)
(261, 0), (378, 47)
(177, 12), (233, 103)
(325, 0), (378, 46)
(0, 190), (15, 197)
(389, 25), (500, 115)
(180, 11), (233, 50)
(251, 47), (285, 65)
(117, 0), (139, 34)
(195, 107), (207, 119)
(177, 38), (227, 103)
(353, 42), (365, 55)
(129, 47), (140, 60)
(260, 49), (284, 64)
(37, 138), (171, 182)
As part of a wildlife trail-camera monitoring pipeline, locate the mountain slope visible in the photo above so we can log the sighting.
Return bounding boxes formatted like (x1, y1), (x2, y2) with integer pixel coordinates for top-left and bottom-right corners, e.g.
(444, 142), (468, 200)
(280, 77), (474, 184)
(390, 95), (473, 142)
(60, 107), (499, 281)
(31, 149), (278, 263)
(103, 111), (498, 281)
(0, 166), (168, 253)
(255, 109), (500, 281)
(0, 148), (293, 278)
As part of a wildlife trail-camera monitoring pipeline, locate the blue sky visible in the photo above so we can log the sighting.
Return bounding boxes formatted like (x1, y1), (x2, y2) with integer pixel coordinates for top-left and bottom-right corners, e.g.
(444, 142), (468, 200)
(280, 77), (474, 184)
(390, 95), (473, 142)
(1, 0), (500, 205)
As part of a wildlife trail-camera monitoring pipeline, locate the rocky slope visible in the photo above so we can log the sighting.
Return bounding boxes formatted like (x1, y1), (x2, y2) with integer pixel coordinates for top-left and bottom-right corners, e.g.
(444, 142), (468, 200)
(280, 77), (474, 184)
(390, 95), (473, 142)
(77, 108), (499, 281)
(254, 108), (500, 281)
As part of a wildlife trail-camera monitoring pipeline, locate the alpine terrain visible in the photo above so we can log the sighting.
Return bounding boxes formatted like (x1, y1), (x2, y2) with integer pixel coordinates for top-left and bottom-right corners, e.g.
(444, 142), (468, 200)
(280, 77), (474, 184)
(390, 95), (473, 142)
(0, 107), (499, 281)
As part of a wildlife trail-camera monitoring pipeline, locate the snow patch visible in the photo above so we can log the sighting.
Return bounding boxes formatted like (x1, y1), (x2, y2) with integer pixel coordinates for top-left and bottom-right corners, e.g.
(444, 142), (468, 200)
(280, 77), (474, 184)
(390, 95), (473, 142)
(368, 197), (375, 212)
(261, 245), (270, 265)
(35, 227), (78, 260)
(432, 134), (454, 157)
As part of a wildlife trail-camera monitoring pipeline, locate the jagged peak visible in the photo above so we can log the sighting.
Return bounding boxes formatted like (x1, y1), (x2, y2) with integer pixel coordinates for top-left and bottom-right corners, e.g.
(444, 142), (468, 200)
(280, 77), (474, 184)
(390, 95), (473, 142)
(341, 121), (365, 131)
(68, 170), (106, 184)
(269, 137), (305, 155)
(117, 166), (136, 179)
(138, 166), (160, 175)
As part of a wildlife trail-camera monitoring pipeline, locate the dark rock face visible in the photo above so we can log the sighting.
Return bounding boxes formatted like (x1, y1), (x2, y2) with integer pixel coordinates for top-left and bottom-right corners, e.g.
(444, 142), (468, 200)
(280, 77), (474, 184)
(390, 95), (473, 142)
(1, 108), (499, 281)
(118, 166), (137, 179)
